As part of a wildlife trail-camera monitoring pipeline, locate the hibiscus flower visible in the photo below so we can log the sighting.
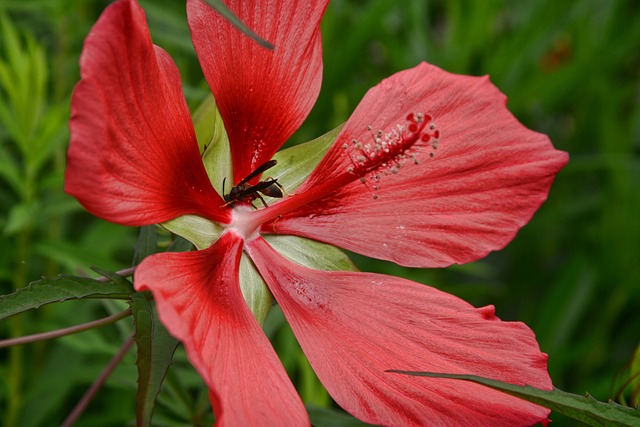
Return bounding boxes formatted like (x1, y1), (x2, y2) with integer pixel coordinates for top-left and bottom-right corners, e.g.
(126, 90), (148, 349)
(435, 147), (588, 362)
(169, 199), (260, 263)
(65, 0), (569, 425)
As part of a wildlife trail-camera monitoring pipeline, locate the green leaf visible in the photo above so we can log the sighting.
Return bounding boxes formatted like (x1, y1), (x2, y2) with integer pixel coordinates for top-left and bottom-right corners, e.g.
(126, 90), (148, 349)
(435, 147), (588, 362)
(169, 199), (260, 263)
(131, 292), (179, 427)
(203, 0), (274, 49)
(166, 235), (194, 253)
(161, 215), (223, 251)
(91, 267), (135, 290)
(238, 253), (273, 325)
(133, 225), (158, 265)
(0, 144), (23, 196)
(388, 371), (640, 427)
(269, 123), (343, 197)
(192, 95), (226, 154)
(631, 343), (640, 407)
(0, 14), (47, 155)
(196, 94), (231, 196)
(4, 200), (40, 234)
(243, 234), (357, 324)
(265, 234), (358, 272)
(29, 104), (68, 176)
(307, 405), (370, 427)
(0, 275), (133, 321)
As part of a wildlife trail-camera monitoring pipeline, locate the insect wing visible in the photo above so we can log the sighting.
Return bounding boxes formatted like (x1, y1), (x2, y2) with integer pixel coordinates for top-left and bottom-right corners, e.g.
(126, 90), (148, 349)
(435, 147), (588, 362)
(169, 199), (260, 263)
(259, 182), (284, 198)
(237, 160), (278, 185)
(233, 179), (278, 199)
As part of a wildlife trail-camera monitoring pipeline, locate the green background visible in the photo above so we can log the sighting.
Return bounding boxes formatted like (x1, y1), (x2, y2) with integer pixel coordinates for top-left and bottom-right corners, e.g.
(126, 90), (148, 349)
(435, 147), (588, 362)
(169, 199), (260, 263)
(0, 0), (638, 425)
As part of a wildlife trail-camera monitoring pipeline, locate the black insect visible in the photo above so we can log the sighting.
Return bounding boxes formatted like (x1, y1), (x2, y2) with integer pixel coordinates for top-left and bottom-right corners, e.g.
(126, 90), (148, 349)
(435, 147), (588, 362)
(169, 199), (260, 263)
(222, 159), (284, 208)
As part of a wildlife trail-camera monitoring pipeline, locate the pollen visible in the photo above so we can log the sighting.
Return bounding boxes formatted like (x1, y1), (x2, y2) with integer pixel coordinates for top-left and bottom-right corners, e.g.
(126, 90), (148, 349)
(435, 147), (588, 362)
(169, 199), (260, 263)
(342, 111), (440, 198)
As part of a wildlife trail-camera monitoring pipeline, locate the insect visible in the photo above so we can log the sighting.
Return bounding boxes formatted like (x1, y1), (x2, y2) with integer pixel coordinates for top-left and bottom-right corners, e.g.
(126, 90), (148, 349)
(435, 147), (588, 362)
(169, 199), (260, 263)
(222, 159), (284, 208)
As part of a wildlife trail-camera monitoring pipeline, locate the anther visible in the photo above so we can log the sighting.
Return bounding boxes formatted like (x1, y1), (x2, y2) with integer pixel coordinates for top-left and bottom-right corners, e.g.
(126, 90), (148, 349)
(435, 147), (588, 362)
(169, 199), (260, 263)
(340, 110), (441, 196)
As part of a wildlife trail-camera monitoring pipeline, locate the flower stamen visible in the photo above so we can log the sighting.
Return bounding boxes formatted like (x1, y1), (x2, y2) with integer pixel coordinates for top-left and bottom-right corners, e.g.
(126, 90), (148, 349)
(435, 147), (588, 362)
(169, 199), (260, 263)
(245, 112), (441, 229)
(342, 112), (440, 198)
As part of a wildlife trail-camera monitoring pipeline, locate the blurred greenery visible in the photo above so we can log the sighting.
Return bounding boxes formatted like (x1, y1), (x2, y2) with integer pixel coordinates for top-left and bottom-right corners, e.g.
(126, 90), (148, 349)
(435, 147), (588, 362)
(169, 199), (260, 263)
(0, 0), (638, 426)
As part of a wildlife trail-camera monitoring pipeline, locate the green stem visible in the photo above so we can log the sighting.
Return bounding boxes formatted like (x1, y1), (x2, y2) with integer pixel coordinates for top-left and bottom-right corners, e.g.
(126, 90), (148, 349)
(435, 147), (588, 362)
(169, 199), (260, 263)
(5, 229), (30, 427)
(5, 161), (37, 427)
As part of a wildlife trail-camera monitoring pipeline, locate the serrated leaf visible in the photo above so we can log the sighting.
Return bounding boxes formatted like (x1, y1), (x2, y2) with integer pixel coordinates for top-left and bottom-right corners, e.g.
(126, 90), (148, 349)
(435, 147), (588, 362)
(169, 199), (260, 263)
(91, 267), (135, 289)
(203, 0), (274, 49)
(131, 292), (179, 427)
(388, 371), (640, 427)
(0, 275), (133, 321)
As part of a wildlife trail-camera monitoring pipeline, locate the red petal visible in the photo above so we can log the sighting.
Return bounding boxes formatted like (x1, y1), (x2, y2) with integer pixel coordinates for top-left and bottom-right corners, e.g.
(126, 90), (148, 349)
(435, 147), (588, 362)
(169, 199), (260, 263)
(134, 233), (308, 426)
(266, 62), (568, 267)
(247, 237), (552, 427)
(66, 0), (227, 226)
(187, 0), (327, 183)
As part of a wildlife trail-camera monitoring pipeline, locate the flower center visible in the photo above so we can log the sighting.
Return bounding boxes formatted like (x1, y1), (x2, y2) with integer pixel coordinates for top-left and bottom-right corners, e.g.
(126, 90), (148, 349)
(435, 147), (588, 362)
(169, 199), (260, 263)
(226, 205), (262, 241)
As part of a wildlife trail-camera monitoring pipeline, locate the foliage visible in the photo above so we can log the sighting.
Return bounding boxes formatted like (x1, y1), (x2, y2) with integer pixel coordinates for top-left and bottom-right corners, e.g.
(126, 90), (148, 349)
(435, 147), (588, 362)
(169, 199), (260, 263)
(390, 371), (640, 427)
(0, 0), (638, 425)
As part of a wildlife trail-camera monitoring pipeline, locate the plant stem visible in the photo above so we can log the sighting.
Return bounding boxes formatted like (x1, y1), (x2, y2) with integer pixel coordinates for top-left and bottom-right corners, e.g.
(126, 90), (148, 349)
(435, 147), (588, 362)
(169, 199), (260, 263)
(61, 332), (136, 427)
(97, 266), (136, 281)
(0, 309), (132, 349)
(5, 229), (30, 427)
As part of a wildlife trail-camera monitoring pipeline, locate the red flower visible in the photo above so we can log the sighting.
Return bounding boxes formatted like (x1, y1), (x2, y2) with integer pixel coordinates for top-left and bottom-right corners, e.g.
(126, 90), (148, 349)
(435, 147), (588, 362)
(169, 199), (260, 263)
(65, 0), (568, 425)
